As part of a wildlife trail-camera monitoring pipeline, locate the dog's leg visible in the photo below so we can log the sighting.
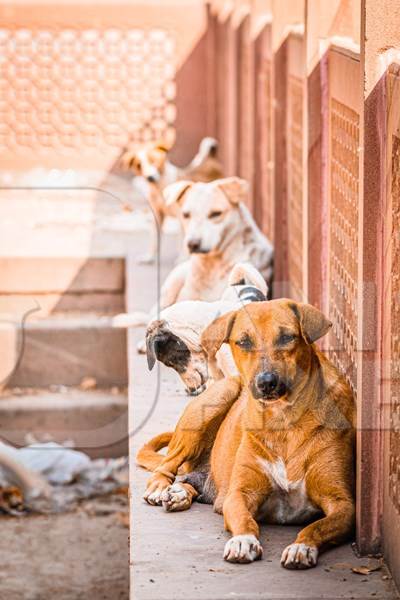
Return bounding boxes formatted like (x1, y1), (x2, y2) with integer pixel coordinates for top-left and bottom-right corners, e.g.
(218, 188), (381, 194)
(137, 210), (164, 264)
(143, 376), (241, 506)
(161, 467), (214, 512)
(281, 464), (354, 570)
(222, 445), (272, 564)
(158, 260), (190, 310)
(137, 190), (164, 264)
(135, 260), (191, 354)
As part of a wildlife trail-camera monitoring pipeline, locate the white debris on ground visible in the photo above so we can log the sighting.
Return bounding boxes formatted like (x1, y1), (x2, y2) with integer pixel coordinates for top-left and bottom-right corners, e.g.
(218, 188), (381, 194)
(0, 441), (128, 516)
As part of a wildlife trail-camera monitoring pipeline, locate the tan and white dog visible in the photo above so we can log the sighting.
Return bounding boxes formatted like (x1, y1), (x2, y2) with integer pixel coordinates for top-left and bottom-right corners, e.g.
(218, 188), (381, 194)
(145, 263), (268, 396)
(121, 137), (223, 262)
(116, 177), (274, 339)
(157, 177), (274, 310)
(138, 300), (355, 569)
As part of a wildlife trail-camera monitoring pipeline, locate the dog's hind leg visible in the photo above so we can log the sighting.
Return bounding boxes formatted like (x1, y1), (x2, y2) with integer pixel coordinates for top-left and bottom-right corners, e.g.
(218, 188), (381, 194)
(160, 468), (216, 512)
(160, 481), (198, 512)
(180, 469), (216, 505)
(159, 466), (216, 512)
(137, 189), (165, 264)
(158, 260), (190, 310)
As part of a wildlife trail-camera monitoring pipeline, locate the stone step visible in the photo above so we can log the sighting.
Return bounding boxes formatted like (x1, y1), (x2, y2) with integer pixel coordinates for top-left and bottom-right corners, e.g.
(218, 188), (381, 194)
(0, 388), (128, 458)
(0, 255), (125, 317)
(0, 256), (125, 294)
(0, 291), (125, 318)
(2, 314), (128, 388)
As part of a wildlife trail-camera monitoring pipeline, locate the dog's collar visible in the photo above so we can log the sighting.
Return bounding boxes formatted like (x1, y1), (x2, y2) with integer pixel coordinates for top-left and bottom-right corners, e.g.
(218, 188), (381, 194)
(237, 286), (266, 303)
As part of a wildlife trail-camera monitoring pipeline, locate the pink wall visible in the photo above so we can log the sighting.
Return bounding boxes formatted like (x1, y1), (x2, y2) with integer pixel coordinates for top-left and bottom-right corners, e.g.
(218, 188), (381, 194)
(210, 0), (400, 586)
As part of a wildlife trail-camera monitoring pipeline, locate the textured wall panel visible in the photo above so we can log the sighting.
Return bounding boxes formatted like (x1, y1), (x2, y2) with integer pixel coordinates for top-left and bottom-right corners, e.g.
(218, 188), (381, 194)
(329, 98), (359, 393)
(390, 133), (400, 514)
(238, 16), (254, 188)
(287, 74), (303, 300)
(259, 57), (273, 240)
(0, 27), (175, 159)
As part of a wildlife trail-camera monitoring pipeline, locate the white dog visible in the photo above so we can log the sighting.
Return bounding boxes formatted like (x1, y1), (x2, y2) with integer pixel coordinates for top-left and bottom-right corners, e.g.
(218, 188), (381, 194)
(157, 177), (274, 310)
(113, 177), (274, 345)
(145, 263), (268, 395)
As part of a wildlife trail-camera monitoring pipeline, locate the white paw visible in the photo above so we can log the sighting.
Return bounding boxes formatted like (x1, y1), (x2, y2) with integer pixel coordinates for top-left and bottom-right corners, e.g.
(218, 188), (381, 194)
(223, 535), (263, 564)
(280, 543), (318, 569)
(143, 487), (164, 506)
(136, 253), (155, 265)
(137, 339), (147, 354)
(161, 483), (192, 512)
(112, 312), (148, 328)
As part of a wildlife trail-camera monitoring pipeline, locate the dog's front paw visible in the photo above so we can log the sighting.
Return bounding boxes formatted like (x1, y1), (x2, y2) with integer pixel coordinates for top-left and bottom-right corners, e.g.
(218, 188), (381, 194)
(143, 487), (164, 506)
(280, 543), (318, 569)
(137, 339), (146, 354)
(143, 474), (172, 506)
(161, 483), (193, 512)
(136, 253), (155, 265)
(223, 535), (263, 564)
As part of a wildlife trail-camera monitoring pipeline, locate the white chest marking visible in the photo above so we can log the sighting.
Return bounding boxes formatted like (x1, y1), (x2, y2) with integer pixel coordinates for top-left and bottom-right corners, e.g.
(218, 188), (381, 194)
(257, 457), (320, 525)
(258, 457), (291, 492)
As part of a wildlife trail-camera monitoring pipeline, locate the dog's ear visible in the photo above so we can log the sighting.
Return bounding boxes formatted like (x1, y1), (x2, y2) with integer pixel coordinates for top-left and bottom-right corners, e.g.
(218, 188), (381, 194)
(155, 139), (172, 153)
(201, 310), (237, 359)
(290, 302), (332, 344)
(164, 180), (193, 207)
(145, 320), (165, 371)
(215, 177), (249, 205)
(120, 150), (138, 171)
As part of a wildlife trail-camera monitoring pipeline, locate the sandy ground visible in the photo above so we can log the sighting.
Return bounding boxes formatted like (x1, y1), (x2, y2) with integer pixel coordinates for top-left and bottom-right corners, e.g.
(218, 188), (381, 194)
(0, 169), (135, 600)
(0, 496), (129, 600)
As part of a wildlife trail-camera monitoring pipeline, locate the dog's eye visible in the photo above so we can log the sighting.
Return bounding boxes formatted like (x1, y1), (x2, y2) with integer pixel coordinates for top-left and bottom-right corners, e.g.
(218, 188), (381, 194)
(182, 212), (190, 219)
(235, 335), (253, 350)
(208, 210), (223, 219)
(277, 333), (297, 346)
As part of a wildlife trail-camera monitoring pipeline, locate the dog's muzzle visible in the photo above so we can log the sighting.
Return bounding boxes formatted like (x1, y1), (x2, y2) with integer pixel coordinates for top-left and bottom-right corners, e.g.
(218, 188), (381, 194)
(251, 371), (288, 402)
(147, 174), (159, 183)
(187, 239), (207, 254)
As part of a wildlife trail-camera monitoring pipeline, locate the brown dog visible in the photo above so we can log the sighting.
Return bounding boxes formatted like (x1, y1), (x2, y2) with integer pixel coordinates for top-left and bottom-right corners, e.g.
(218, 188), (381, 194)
(137, 300), (356, 569)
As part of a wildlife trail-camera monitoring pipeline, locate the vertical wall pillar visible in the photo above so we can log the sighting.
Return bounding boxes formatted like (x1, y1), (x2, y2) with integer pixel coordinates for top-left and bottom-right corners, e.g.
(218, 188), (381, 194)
(252, 1), (273, 230)
(304, 3), (329, 311)
(361, 0), (400, 581)
(271, 0), (305, 298)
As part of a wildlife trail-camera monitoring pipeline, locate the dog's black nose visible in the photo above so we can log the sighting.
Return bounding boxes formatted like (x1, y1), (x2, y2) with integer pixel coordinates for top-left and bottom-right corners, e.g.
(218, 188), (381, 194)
(147, 175), (157, 183)
(256, 371), (279, 395)
(187, 239), (202, 253)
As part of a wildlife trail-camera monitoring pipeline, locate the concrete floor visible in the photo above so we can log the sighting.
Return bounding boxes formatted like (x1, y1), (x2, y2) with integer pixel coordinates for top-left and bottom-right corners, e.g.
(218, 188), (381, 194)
(128, 231), (399, 600)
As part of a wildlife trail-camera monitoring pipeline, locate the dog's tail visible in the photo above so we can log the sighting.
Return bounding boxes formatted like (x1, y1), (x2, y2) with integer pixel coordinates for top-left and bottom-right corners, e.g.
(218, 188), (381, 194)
(136, 431), (173, 471)
(197, 136), (218, 159)
(186, 137), (219, 170)
(228, 262), (268, 297)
